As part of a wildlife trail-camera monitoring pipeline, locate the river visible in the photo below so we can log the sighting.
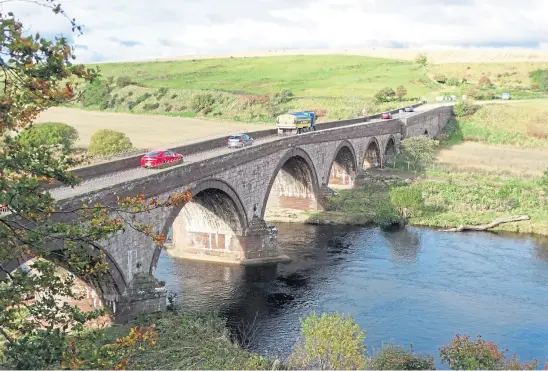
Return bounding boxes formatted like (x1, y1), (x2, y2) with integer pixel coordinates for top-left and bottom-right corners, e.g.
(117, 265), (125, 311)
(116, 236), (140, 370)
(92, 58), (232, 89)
(155, 223), (548, 366)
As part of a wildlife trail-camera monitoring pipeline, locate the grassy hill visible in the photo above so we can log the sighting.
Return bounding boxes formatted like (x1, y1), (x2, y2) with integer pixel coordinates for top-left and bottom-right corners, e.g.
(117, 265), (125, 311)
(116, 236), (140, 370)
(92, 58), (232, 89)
(66, 54), (548, 124)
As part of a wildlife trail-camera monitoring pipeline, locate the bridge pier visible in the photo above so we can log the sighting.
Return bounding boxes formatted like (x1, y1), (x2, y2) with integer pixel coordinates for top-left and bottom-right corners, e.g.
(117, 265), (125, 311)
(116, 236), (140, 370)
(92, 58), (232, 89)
(112, 274), (167, 323)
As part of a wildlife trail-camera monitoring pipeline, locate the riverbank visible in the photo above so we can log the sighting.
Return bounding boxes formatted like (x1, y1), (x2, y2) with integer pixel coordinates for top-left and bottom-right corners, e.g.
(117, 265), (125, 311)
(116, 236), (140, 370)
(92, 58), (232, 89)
(290, 168), (548, 236)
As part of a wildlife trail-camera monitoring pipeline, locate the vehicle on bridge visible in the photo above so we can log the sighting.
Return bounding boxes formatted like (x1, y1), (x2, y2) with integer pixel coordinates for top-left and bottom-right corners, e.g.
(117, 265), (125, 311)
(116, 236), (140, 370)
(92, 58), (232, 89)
(227, 134), (254, 148)
(276, 111), (316, 136)
(381, 112), (392, 119)
(404, 106), (414, 112)
(140, 150), (183, 168)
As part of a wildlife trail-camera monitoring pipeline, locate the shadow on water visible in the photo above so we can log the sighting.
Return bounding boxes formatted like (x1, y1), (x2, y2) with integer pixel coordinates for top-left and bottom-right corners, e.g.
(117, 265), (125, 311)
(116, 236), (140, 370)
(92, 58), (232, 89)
(155, 223), (548, 364)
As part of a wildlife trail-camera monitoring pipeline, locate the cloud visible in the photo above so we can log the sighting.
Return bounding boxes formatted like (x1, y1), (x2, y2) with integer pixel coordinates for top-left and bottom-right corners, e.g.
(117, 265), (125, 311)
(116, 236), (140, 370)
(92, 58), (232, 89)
(1, 0), (547, 63)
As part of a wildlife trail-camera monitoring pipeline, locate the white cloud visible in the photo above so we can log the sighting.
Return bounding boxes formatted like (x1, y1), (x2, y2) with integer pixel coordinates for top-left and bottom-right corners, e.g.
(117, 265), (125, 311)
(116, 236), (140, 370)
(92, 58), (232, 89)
(2, 0), (547, 62)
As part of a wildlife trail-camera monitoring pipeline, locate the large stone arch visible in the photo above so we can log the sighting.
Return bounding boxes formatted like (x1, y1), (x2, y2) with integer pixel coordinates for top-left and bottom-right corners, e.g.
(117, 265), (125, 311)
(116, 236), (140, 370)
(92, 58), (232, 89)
(362, 137), (381, 169)
(154, 179), (249, 266)
(261, 147), (321, 218)
(383, 135), (397, 168)
(327, 140), (357, 188)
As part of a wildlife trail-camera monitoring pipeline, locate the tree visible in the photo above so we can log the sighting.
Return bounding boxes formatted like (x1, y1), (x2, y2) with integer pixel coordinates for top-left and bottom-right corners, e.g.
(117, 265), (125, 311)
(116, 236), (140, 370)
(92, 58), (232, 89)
(18, 122), (79, 152)
(81, 79), (112, 109)
(375, 87), (396, 103)
(477, 76), (493, 88)
(370, 344), (435, 370)
(88, 129), (133, 155)
(395, 85), (407, 101)
(0, 2), (191, 368)
(434, 74), (447, 84)
(415, 53), (428, 67)
(395, 136), (438, 171)
(288, 312), (368, 370)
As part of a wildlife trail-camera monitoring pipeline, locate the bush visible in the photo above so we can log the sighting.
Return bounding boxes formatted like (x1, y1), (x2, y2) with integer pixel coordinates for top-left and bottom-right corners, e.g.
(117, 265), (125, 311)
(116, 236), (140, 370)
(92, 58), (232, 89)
(155, 87), (168, 99)
(18, 122), (79, 152)
(191, 93), (216, 112)
(164, 103), (173, 112)
(288, 312), (367, 370)
(143, 103), (159, 111)
(529, 69), (548, 91)
(115, 76), (134, 88)
(395, 85), (407, 101)
(88, 129), (133, 156)
(463, 85), (481, 99)
(389, 186), (424, 218)
(415, 53), (428, 67)
(477, 76), (493, 87)
(374, 87), (396, 103)
(453, 101), (479, 117)
(396, 136), (438, 171)
(271, 88), (294, 105)
(434, 74), (447, 84)
(170, 93), (178, 99)
(440, 334), (539, 370)
(127, 91), (134, 97)
(135, 92), (152, 105)
(371, 344), (435, 370)
(81, 79), (111, 108)
(446, 77), (460, 86)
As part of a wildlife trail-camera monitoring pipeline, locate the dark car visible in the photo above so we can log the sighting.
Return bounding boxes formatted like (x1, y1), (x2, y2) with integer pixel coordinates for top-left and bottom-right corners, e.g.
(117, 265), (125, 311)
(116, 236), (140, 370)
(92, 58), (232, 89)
(404, 106), (415, 112)
(140, 150), (183, 168)
(381, 112), (392, 119)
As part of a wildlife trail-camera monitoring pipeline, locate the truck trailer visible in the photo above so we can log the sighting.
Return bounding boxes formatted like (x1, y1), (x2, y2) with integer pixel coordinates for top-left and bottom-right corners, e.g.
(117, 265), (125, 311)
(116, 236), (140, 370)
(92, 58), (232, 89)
(275, 111), (316, 136)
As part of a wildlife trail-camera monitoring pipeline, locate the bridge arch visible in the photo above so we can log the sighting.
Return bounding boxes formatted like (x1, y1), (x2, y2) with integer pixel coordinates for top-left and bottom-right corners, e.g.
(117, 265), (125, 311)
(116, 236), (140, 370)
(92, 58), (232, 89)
(327, 140), (357, 187)
(362, 137), (381, 169)
(384, 135), (397, 167)
(155, 179), (248, 265)
(261, 147), (321, 218)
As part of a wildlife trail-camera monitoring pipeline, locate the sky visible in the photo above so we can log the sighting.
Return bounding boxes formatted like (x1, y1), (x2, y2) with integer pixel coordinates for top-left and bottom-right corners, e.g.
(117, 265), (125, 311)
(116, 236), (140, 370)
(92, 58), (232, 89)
(2, 0), (548, 63)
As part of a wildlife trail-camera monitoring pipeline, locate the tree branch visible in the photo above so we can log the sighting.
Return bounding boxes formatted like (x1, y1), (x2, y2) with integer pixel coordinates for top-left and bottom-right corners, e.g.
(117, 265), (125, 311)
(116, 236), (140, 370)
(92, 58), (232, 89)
(438, 215), (530, 232)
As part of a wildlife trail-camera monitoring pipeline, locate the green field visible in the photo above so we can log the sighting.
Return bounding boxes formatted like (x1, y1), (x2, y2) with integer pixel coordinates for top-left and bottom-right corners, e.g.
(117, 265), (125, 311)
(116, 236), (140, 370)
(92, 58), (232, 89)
(69, 54), (548, 124)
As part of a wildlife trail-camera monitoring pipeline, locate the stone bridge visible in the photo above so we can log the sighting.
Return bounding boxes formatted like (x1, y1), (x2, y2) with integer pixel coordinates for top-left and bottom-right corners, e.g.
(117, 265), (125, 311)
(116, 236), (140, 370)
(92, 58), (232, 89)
(3, 104), (453, 321)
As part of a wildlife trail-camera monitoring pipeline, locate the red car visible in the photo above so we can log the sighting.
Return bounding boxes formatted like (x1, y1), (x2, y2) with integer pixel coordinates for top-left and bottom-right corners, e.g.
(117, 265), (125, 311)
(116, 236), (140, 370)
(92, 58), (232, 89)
(140, 149), (183, 168)
(381, 112), (392, 119)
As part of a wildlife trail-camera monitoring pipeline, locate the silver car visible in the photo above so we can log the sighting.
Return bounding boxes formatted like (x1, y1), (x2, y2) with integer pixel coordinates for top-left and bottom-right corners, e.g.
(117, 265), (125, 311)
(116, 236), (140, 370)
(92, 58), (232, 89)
(227, 134), (254, 148)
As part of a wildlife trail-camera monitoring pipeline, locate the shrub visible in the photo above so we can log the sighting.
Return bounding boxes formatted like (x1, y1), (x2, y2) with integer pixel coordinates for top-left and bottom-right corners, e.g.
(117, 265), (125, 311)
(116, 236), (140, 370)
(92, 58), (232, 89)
(164, 103), (173, 112)
(453, 101), (479, 117)
(135, 92), (152, 105)
(439, 334), (539, 370)
(529, 69), (548, 91)
(127, 101), (136, 110)
(143, 102), (159, 111)
(170, 93), (178, 99)
(374, 87), (396, 103)
(18, 122), (79, 152)
(88, 129), (133, 156)
(396, 136), (438, 171)
(395, 85), (407, 101)
(155, 87), (168, 99)
(127, 91), (134, 97)
(434, 74), (447, 84)
(191, 93), (216, 112)
(415, 53), (428, 67)
(288, 312), (367, 370)
(115, 76), (134, 88)
(81, 79), (111, 107)
(446, 77), (460, 86)
(371, 344), (435, 370)
(477, 76), (493, 87)
(389, 185), (424, 218)
(463, 85), (481, 99)
(271, 88), (294, 105)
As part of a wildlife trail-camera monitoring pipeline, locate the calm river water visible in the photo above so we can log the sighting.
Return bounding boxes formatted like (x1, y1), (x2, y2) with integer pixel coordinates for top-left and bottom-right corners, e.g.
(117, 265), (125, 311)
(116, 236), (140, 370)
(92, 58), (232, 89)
(155, 223), (548, 365)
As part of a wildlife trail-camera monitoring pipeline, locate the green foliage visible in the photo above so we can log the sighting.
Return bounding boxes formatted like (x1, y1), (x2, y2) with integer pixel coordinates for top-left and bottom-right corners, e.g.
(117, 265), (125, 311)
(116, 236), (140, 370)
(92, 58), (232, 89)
(463, 85), (481, 99)
(88, 129), (133, 155)
(155, 87), (169, 99)
(439, 334), (539, 370)
(415, 53), (428, 67)
(115, 76), (134, 88)
(18, 122), (79, 152)
(271, 88), (294, 105)
(389, 185), (424, 218)
(191, 93), (216, 112)
(395, 136), (438, 171)
(81, 79), (112, 109)
(288, 312), (367, 370)
(477, 76), (493, 87)
(395, 85), (407, 101)
(375, 87), (396, 103)
(453, 101), (480, 117)
(143, 102), (160, 111)
(446, 77), (460, 86)
(529, 69), (548, 91)
(135, 92), (152, 105)
(371, 344), (435, 370)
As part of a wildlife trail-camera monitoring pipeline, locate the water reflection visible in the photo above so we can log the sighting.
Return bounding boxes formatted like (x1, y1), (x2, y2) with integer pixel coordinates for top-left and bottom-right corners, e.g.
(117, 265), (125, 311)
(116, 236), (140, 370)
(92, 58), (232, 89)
(155, 224), (548, 365)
